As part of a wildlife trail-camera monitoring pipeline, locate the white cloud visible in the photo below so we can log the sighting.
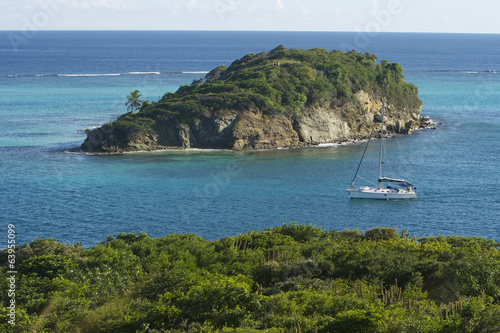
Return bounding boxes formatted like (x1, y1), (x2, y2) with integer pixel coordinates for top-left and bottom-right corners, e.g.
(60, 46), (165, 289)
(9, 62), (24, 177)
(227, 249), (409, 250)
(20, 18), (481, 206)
(2, 0), (500, 33)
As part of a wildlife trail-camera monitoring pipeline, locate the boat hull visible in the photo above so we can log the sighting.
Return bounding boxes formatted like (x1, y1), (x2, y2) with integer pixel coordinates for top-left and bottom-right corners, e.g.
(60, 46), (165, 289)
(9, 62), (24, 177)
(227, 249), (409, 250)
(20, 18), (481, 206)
(347, 187), (417, 200)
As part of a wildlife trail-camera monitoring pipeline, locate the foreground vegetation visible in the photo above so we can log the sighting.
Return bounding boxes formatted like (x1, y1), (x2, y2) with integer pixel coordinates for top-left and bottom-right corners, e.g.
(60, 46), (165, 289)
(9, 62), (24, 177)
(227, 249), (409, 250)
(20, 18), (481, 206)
(2, 223), (500, 332)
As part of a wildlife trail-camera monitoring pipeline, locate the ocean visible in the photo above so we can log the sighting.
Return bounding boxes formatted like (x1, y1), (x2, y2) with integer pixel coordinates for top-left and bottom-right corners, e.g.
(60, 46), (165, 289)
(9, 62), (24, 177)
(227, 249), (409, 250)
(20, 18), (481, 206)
(1, 31), (499, 247)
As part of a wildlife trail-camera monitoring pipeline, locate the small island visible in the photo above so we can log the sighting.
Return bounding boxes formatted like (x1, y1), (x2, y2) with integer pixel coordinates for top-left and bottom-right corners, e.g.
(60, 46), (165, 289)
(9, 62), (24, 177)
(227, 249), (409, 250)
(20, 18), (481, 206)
(81, 46), (427, 152)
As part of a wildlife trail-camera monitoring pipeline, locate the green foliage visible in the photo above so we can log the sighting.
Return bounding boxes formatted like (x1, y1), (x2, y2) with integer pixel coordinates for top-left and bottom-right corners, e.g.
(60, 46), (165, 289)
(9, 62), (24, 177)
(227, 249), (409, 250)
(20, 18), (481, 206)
(364, 227), (400, 241)
(2, 223), (498, 332)
(273, 222), (328, 243)
(106, 47), (422, 140)
(19, 255), (78, 279)
(125, 89), (143, 112)
(108, 114), (155, 143)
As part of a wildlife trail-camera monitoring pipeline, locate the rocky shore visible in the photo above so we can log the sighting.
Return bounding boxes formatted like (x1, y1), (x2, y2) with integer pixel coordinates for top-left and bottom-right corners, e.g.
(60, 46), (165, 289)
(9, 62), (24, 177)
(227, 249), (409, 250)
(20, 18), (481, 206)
(82, 93), (429, 153)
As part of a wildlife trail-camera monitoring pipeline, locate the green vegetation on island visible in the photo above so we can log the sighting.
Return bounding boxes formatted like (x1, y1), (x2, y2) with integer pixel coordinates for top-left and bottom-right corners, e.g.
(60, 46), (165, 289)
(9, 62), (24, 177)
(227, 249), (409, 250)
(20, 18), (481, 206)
(82, 46), (423, 152)
(137, 46), (419, 119)
(2, 223), (500, 332)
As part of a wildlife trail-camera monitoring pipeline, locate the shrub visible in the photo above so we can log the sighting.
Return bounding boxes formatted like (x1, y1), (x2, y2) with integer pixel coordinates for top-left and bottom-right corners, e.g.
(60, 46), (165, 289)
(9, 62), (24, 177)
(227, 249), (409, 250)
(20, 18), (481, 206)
(364, 227), (400, 241)
(4, 224), (497, 332)
(340, 229), (363, 240)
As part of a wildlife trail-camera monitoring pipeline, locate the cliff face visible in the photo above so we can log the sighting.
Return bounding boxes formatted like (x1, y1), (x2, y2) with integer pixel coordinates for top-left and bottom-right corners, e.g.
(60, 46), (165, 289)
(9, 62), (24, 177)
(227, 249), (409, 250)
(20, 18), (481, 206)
(81, 47), (424, 152)
(82, 91), (423, 152)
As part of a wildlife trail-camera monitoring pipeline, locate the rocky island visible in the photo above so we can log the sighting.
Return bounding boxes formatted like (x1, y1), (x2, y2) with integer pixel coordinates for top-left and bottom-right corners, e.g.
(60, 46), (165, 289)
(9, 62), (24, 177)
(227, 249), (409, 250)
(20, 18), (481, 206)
(81, 46), (426, 152)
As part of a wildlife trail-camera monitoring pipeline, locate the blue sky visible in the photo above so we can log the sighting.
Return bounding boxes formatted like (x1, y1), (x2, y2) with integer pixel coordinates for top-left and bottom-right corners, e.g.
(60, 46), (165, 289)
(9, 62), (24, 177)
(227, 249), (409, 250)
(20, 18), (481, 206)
(1, 0), (499, 33)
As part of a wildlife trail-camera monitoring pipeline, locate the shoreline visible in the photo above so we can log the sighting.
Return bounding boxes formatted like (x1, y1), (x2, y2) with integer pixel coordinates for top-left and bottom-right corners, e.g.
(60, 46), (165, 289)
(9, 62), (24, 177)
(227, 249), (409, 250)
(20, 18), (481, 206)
(68, 115), (438, 155)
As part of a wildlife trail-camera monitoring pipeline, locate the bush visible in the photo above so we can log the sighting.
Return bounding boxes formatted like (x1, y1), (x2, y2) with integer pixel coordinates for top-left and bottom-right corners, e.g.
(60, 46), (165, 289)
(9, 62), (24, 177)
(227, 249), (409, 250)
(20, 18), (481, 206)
(273, 222), (327, 243)
(3, 224), (498, 332)
(364, 227), (400, 241)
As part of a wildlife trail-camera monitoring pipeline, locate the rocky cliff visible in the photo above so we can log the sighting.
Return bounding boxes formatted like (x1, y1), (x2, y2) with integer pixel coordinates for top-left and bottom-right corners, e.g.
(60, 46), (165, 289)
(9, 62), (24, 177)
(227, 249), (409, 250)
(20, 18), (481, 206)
(82, 47), (424, 152)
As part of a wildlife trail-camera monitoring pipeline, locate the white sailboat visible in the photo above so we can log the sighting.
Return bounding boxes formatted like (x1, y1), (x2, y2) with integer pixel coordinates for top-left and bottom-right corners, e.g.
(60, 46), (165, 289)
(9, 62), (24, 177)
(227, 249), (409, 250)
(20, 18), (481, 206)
(347, 100), (417, 200)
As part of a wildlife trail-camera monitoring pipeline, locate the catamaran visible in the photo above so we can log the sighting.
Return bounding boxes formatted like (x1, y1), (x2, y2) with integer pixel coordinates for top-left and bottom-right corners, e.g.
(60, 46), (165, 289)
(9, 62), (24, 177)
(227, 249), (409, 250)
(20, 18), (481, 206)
(347, 100), (417, 200)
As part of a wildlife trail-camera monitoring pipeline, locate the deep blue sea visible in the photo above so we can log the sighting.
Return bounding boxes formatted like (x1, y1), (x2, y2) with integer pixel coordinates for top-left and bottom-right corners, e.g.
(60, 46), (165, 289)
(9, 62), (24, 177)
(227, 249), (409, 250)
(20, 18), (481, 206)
(1, 31), (499, 247)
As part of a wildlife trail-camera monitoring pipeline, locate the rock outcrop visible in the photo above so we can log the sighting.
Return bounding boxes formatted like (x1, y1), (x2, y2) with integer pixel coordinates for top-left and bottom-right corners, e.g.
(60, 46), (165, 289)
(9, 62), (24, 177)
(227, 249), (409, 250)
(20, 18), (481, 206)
(82, 96), (424, 152)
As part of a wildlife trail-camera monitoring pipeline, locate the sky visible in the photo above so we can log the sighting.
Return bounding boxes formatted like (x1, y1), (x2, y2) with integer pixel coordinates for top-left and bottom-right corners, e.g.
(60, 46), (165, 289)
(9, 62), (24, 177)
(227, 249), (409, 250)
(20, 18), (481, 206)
(1, 0), (499, 33)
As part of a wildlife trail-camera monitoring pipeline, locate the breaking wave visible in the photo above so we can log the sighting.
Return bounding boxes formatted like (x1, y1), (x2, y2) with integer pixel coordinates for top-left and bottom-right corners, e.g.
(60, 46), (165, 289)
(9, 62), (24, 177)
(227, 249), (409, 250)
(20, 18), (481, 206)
(3, 71), (209, 78)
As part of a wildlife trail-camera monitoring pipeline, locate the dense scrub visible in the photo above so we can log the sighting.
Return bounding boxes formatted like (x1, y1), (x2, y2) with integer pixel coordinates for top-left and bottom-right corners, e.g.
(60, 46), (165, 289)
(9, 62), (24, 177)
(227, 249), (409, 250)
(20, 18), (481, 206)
(109, 46), (421, 139)
(2, 223), (500, 332)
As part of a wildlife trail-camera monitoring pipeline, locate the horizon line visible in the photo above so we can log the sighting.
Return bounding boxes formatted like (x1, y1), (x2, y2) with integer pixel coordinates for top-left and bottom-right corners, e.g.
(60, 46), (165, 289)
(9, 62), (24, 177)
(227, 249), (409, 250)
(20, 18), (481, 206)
(1, 29), (500, 35)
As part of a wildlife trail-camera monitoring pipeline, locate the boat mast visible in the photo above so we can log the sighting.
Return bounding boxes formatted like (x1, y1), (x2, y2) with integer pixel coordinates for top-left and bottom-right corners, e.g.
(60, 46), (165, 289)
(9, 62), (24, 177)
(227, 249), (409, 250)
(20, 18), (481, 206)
(377, 99), (385, 188)
(350, 126), (375, 188)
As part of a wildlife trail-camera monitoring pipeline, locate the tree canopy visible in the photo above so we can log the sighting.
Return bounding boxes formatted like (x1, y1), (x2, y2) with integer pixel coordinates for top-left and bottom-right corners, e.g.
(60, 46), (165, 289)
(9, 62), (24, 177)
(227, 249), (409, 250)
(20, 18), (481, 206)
(2, 223), (500, 332)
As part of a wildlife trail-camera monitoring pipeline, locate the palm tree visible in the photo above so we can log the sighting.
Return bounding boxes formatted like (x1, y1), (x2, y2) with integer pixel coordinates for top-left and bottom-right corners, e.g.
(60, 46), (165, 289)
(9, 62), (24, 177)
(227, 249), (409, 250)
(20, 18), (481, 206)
(125, 90), (143, 112)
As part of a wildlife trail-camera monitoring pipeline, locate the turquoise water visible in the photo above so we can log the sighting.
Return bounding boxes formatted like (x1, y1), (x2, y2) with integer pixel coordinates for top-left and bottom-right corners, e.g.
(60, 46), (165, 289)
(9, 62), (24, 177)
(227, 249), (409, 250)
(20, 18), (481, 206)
(1, 31), (499, 247)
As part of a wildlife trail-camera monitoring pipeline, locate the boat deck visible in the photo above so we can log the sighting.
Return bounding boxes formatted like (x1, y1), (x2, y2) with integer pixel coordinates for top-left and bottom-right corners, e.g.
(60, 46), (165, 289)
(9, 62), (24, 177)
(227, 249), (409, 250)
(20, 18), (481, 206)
(347, 186), (417, 200)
